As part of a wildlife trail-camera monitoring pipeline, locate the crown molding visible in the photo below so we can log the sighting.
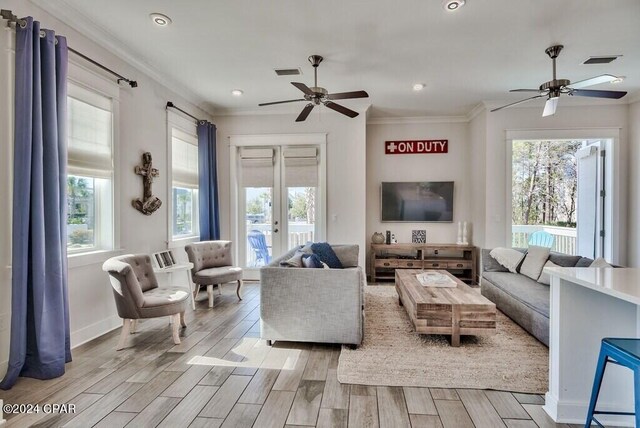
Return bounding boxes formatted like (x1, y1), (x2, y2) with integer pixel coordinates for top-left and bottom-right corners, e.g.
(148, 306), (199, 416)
(467, 103), (487, 121)
(28, 0), (216, 118)
(627, 89), (640, 105)
(366, 115), (469, 125)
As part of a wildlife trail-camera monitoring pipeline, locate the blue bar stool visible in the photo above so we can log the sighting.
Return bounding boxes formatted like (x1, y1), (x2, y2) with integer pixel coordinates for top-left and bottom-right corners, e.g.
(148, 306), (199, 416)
(585, 338), (640, 427)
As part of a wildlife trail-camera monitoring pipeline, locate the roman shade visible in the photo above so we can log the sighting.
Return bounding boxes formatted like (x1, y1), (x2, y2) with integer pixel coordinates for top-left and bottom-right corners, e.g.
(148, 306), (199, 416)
(283, 147), (318, 187)
(66, 84), (112, 178)
(172, 128), (198, 188)
(240, 147), (274, 187)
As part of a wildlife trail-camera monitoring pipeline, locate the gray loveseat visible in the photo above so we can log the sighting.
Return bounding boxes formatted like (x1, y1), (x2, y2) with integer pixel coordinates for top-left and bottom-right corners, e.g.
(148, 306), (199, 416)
(480, 249), (595, 346)
(260, 244), (364, 347)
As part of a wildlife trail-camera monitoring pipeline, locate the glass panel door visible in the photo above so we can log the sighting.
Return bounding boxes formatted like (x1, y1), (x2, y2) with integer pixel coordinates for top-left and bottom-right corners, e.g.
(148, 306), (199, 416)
(245, 187), (273, 267)
(286, 187), (316, 249)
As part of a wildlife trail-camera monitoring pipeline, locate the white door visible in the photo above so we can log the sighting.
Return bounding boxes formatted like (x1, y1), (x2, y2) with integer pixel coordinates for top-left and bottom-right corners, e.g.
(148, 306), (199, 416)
(236, 145), (323, 279)
(576, 142), (605, 259)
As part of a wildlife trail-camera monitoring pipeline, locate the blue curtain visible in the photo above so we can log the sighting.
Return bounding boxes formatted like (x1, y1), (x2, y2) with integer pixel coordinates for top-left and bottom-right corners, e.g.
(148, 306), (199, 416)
(1, 17), (71, 390)
(197, 121), (220, 240)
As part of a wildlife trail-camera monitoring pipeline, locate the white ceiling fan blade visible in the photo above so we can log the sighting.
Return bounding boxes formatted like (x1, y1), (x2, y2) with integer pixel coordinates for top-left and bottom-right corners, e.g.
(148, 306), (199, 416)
(569, 74), (617, 89)
(542, 98), (558, 117)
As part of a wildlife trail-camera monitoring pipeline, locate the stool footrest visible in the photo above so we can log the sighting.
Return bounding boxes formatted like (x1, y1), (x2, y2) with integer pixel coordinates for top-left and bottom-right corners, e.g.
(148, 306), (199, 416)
(594, 410), (635, 416)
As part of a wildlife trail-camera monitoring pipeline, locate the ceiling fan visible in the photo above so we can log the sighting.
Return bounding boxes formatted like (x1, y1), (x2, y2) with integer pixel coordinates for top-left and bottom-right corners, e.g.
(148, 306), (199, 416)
(491, 45), (627, 117)
(258, 55), (369, 122)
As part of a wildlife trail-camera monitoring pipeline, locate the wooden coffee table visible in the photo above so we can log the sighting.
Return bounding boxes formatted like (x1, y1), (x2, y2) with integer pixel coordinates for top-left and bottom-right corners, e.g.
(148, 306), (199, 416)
(395, 269), (496, 346)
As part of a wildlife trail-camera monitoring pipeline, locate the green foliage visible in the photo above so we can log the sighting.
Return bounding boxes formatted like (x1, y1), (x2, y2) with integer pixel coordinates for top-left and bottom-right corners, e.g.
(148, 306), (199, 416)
(69, 229), (93, 245)
(512, 140), (581, 226)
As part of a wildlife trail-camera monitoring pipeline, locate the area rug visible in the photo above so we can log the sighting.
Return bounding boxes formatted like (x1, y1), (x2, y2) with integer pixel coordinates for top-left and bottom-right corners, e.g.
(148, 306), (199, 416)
(337, 286), (548, 393)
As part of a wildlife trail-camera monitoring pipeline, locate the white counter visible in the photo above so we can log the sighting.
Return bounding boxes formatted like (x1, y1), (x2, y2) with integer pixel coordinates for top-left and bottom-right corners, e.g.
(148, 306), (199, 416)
(544, 267), (639, 427)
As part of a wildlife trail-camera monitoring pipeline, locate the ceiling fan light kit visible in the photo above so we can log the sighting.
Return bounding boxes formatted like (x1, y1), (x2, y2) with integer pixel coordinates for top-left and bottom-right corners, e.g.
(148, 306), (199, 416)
(258, 54), (369, 122)
(491, 44), (627, 117)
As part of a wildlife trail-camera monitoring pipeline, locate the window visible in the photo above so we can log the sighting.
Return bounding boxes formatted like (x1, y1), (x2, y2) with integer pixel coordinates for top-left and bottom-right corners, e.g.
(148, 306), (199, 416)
(171, 126), (199, 239)
(66, 83), (114, 253)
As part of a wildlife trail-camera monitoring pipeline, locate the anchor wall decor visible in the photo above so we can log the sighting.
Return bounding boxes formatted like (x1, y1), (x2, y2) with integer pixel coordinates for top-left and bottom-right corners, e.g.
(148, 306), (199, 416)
(132, 152), (162, 215)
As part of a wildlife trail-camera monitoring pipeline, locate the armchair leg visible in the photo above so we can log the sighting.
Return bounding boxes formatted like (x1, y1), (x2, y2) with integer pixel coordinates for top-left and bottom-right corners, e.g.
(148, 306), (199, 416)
(207, 284), (214, 308)
(236, 280), (243, 301)
(130, 319), (138, 334)
(180, 311), (187, 328)
(171, 314), (181, 345)
(116, 319), (132, 351)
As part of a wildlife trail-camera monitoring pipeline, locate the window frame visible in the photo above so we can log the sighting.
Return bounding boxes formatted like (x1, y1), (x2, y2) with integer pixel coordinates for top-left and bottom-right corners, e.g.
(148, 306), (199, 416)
(167, 111), (200, 245)
(66, 62), (120, 258)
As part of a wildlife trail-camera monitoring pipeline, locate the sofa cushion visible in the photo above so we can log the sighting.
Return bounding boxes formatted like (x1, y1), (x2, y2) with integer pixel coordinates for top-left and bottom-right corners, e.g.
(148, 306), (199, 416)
(590, 257), (613, 268)
(537, 260), (559, 286)
(332, 245), (359, 268)
(311, 242), (344, 269)
(520, 246), (550, 281)
(482, 271), (550, 318)
(548, 253), (582, 267)
(575, 257), (594, 267)
(302, 254), (323, 268)
(280, 250), (306, 267)
(489, 248), (526, 273)
(481, 249), (508, 272)
(194, 266), (243, 285)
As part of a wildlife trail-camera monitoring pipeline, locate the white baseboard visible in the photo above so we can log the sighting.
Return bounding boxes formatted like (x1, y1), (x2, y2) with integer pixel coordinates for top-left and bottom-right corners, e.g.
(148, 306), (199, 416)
(544, 392), (634, 427)
(70, 315), (121, 349)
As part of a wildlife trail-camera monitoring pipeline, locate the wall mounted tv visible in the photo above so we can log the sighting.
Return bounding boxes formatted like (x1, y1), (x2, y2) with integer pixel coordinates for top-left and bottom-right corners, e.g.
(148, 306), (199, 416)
(381, 181), (454, 222)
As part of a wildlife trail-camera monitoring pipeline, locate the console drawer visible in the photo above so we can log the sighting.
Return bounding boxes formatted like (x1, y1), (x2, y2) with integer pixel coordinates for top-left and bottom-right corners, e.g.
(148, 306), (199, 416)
(447, 261), (472, 269)
(375, 259), (421, 268)
(424, 261), (446, 269)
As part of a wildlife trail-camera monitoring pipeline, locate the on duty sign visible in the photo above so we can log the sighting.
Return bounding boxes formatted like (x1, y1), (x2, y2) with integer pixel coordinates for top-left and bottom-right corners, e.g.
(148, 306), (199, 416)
(385, 140), (448, 155)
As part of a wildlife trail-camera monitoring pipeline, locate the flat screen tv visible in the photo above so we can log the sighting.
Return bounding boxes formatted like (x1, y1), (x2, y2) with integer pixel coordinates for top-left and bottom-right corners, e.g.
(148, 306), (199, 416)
(381, 181), (454, 222)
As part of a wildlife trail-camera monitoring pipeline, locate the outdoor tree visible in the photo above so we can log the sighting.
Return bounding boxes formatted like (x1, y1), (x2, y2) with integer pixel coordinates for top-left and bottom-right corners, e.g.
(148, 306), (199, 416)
(512, 140), (581, 227)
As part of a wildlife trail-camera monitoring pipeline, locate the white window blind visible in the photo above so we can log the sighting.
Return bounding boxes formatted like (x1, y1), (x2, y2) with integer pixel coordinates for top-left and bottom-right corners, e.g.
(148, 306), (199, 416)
(283, 147), (318, 187)
(67, 84), (113, 178)
(172, 128), (198, 188)
(240, 147), (274, 187)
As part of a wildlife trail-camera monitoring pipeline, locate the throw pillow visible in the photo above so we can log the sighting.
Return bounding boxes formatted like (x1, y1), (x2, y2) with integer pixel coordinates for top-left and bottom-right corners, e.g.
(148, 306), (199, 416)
(310, 242), (344, 269)
(302, 254), (322, 268)
(489, 247), (526, 273)
(590, 257), (613, 268)
(280, 250), (306, 267)
(537, 260), (559, 286)
(520, 245), (551, 281)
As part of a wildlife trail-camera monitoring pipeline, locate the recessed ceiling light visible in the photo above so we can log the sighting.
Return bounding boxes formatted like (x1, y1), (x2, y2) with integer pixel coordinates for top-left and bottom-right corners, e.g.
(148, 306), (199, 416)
(413, 83), (426, 91)
(150, 13), (172, 27)
(231, 89), (244, 96)
(611, 76), (625, 84)
(443, 0), (466, 11)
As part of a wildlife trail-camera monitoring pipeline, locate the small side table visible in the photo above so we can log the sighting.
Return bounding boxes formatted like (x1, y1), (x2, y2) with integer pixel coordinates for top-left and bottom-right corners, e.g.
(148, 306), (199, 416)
(153, 262), (196, 310)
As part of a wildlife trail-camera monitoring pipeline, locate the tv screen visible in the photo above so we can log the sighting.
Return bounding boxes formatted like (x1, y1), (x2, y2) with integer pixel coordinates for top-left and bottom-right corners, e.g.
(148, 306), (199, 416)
(381, 181), (454, 222)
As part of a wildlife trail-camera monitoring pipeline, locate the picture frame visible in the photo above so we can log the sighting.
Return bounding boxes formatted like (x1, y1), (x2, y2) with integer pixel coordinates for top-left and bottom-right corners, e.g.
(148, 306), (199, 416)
(153, 250), (176, 269)
(412, 229), (427, 244)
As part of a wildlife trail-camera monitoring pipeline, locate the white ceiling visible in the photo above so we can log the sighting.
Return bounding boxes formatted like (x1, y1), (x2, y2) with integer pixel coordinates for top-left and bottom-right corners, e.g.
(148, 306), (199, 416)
(33, 0), (640, 118)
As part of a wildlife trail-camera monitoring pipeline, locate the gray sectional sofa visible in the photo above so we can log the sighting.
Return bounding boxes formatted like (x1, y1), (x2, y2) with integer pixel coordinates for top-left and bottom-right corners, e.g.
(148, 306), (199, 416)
(260, 244), (364, 347)
(480, 249), (595, 346)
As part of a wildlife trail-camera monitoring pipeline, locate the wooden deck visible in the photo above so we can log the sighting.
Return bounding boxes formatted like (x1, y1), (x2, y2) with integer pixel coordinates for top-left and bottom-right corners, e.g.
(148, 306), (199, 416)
(0, 283), (581, 427)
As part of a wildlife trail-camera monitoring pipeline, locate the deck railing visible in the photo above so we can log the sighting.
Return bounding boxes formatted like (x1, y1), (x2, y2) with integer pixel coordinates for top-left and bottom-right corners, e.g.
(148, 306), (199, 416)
(511, 225), (577, 255)
(246, 222), (315, 266)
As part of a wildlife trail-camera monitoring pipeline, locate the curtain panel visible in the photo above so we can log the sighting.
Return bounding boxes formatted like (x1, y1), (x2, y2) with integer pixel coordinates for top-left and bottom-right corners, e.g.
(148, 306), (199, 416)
(197, 121), (220, 240)
(1, 17), (71, 390)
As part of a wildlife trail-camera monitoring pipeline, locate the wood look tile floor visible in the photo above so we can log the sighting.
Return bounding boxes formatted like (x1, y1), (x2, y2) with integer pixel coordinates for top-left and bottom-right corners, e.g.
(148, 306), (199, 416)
(0, 283), (584, 428)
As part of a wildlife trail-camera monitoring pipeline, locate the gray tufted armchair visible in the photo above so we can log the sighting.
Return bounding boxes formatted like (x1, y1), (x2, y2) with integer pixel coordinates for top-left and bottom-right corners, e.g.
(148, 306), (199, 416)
(102, 254), (189, 350)
(185, 241), (243, 308)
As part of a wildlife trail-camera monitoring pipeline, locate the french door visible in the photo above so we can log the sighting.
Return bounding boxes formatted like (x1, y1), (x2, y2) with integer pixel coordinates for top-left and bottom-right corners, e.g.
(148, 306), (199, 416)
(576, 141), (605, 259)
(231, 138), (325, 279)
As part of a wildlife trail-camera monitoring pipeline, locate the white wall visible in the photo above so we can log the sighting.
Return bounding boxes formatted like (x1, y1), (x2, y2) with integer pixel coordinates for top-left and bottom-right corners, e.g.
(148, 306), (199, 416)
(0, 0), (213, 378)
(214, 112), (368, 267)
(365, 120), (471, 271)
(482, 104), (629, 264)
(628, 100), (640, 267)
(469, 110), (487, 248)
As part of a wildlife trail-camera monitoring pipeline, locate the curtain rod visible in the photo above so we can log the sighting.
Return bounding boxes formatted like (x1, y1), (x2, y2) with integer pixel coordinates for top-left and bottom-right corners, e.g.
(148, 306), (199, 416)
(166, 101), (202, 123)
(1, 9), (138, 88)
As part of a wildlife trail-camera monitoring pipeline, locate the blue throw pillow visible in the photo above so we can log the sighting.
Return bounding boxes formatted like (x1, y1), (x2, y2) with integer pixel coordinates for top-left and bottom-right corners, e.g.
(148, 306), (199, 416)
(310, 242), (343, 269)
(301, 254), (323, 268)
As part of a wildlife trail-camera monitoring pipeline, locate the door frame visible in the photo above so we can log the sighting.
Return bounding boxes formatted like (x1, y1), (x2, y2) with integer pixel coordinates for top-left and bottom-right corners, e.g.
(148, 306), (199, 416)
(504, 128), (621, 263)
(229, 133), (327, 278)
